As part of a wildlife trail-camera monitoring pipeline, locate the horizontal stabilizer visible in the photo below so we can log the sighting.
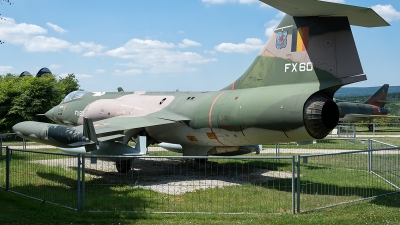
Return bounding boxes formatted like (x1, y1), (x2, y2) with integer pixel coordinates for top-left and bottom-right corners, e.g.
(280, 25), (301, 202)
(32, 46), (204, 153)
(260, 0), (389, 27)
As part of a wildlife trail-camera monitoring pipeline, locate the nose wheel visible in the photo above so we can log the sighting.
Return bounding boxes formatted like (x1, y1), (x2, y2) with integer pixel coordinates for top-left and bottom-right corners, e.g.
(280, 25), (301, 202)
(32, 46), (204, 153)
(116, 159), (132, 173)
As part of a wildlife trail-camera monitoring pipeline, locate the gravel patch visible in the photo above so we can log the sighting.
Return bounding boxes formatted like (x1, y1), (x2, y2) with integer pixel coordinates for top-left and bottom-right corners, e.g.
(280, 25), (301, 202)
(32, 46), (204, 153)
(32, 157), (294, 195)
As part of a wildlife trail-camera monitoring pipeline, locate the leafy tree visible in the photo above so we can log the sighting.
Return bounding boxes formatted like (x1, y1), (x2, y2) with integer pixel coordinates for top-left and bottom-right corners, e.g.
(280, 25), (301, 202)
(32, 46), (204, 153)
(0, 73), (80, 133)
(0, 0), (13, 44)
(55, 73), (81, 103)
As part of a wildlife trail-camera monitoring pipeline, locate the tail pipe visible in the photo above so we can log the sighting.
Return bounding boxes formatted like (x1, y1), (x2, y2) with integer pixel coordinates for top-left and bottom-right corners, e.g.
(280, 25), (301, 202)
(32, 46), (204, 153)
(303, 92), (339, 139)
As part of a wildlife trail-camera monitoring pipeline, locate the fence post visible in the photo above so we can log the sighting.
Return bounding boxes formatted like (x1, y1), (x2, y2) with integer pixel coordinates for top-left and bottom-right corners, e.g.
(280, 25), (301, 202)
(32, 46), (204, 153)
(82, 154), (85, 212)
(296, 155), (301, 214)
(373, 123), (376, 135)
(77, 154), (81, 211)
(368, 139), (372, 172)
(5, 146), (10, 191)
(291, 156), (295, 214)
(275, 143), (280, 157)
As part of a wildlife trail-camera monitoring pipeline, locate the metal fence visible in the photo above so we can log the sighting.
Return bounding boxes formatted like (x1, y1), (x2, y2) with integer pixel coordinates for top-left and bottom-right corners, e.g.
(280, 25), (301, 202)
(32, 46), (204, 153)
(1, 134), (400, 214)
(265, 138), (368, 157)
(0, 148), (296, 213)
(328, 124), (356, 139)
(296, 145), (400, 213)
(345, 123), (400, 135)
(82, 155), (296, 213)
(0, 148), (81, 210)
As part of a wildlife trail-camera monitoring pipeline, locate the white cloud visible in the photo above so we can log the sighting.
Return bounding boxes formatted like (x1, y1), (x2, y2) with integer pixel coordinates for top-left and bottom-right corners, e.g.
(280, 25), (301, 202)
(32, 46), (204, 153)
(46, 22), (68, 34)
(205, 50), (216, 54)
(372, 4), (400, 22)
(319, 0), (345, 3)
(0, 17), (105, 53)
(83, 51), (96, 57)
(264, 19), (280, 37)
(259, 3), (271, 8)
(106, 39), (175, 58)
(178, 39), (201, 48)
(276, 11), (286, 18)
(80, 41), (105, 52)
(106, 38), (215, 74)
(0, 18), (73, 52)
(112, 69), (143, 76)
(75, 74), (93, 79)
(81, 42), (106, 56)
(202, 0), (257, 4)
(49, 64), (62, 69)
(116, 62), (135, 67)
(59, 73), (92, 79)
(214, 38), (264, 54)
(263, 12), (285, 38)
(0, 66), (13, 73)
(0, 17), (46, 44)
(23, 36), (75, 52)
(95, 69), (105, 73)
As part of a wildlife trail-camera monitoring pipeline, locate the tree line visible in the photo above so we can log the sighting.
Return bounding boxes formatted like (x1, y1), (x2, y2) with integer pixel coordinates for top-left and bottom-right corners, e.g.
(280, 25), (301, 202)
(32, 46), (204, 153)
(0, 73), (80, 133)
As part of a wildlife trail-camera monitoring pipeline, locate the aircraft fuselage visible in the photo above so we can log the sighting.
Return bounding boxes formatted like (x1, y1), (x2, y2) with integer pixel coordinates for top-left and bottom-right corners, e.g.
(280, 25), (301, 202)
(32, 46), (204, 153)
(44, 85), (333, 148)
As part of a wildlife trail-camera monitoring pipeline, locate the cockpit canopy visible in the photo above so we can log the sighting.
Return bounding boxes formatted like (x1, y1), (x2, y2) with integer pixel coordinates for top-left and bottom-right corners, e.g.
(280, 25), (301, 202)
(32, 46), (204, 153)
(61, 91), (88, 104)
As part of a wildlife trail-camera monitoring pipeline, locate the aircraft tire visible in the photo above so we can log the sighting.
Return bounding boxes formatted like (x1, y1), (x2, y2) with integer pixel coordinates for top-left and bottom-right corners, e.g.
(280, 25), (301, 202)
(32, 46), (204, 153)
(116, 159), (132, 173)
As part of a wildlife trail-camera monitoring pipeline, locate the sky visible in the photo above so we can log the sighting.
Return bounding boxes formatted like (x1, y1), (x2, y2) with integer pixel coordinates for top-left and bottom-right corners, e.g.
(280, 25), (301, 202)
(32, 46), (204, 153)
(0, 0), (399, 92)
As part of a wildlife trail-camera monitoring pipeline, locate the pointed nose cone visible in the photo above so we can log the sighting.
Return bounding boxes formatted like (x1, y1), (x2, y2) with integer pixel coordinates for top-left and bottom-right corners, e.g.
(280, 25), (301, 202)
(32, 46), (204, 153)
(12, 121), (39, 135)
(12, 122), (24, 134)
(45, 108), (54, 119)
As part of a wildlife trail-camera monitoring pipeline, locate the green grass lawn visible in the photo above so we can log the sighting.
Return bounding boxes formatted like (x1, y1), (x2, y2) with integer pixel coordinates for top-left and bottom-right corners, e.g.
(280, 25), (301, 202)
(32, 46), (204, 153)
(1, 190), (399, 225)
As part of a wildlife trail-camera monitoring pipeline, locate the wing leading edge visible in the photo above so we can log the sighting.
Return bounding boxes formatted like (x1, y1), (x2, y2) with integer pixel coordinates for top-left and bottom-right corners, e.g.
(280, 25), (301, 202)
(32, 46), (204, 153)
(83, 110), (190, 136)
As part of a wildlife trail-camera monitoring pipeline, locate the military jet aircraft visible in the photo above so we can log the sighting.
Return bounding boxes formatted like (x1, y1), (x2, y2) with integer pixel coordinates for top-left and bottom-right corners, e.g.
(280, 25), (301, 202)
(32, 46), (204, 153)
(335, 84), (400, 131)
(336, 84), (393, 122)
(13, 0), (389, 172)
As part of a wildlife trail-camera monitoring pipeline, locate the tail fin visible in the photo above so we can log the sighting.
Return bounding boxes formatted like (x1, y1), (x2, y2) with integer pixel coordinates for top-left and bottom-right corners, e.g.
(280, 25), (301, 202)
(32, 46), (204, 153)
(364, 84), (389, 107)
(222, 0), (388, 96)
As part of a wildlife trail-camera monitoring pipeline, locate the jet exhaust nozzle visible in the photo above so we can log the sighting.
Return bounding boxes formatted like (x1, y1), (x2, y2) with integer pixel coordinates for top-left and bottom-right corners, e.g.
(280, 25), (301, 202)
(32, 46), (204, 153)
(303, 92), (339, 139)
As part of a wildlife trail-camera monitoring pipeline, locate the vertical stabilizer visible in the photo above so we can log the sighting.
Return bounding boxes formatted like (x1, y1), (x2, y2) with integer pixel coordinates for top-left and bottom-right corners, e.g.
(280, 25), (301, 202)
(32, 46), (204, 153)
(222, 0), (389, 96)
(364, 84), (389, 107)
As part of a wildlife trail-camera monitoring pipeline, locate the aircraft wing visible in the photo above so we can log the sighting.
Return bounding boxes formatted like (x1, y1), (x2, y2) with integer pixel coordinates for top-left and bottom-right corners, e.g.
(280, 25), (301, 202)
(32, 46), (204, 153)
(78, 110), (190, 137)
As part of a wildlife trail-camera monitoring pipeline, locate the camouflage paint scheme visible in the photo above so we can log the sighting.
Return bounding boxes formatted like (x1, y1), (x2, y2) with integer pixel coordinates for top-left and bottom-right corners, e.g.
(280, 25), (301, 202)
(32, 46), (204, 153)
(336, 84), (400, 122)
(13, 0), (389, 159)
